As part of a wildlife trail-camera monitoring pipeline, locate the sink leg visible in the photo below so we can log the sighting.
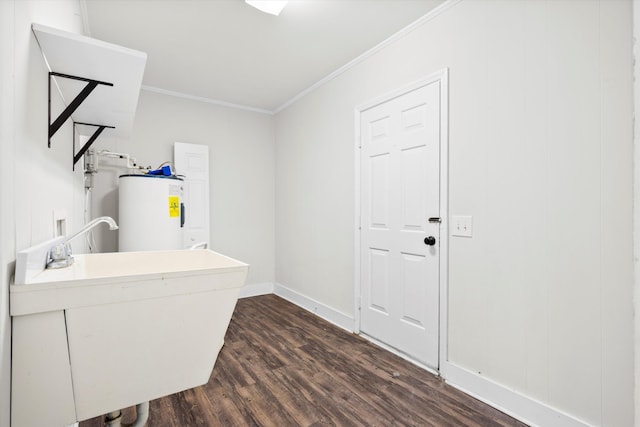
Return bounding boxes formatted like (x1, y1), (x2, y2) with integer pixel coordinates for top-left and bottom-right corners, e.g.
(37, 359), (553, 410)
(104, 411), (122, 426)
(103, 402), (149, 427)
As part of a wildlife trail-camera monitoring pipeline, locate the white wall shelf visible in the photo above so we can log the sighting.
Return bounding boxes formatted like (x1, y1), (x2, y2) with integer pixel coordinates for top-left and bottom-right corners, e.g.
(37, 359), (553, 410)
(31, 23), (147, 168)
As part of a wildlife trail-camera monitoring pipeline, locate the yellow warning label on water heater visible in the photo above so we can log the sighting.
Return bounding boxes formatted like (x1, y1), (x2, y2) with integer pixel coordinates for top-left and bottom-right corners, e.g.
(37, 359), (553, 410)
(168, 196), (180, 217)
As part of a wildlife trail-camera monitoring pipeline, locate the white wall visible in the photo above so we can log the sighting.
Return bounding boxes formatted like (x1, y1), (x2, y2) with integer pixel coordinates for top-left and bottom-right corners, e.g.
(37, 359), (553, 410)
(634, 2), (640, 425)
(0, 3), (15, 425)
(1, 1), (86, 426)
(91, 90), (275, 286)
(274, 1), (633, 426)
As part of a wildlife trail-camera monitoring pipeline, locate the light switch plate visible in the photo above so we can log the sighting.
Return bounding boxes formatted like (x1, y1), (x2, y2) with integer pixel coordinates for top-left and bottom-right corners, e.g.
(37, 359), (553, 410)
(451, 215), (472, 237)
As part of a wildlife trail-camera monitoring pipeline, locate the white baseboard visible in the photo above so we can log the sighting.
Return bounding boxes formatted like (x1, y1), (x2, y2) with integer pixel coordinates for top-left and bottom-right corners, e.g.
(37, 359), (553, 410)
(238, 282), (274, 299)
(273, 282), (355, 332)
(441, 362), (592, 427)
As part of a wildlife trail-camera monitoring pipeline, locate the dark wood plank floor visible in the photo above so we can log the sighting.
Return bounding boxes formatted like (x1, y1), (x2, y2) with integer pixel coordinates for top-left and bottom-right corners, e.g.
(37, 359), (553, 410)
(81, 294), (527, 427)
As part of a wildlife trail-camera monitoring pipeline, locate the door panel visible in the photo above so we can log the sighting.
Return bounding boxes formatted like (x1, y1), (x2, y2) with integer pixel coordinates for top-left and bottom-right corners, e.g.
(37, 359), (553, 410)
(401, 145), (427, 229)
(360, 81), (441, 368)
(174, 142), (210, 249)
(369, 248), (390, 314)
(400, 251), (428, 326)
(370, 153), (390, 227)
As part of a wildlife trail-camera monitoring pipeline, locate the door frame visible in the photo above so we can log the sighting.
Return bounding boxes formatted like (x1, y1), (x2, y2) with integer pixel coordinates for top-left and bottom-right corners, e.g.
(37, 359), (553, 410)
(353, 68), (449, 371)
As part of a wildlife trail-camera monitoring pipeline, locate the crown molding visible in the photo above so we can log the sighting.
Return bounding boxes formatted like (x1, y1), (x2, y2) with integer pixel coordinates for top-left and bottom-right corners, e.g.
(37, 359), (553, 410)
(141, 85), (274, 115)
(273, 0), (462, 114)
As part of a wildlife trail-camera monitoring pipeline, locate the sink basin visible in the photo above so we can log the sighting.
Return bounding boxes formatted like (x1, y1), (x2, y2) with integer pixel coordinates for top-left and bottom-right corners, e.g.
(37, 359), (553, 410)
(34, 248), (243, 280)
(11, 249), (247, 315)
(11, 249), (248, 426)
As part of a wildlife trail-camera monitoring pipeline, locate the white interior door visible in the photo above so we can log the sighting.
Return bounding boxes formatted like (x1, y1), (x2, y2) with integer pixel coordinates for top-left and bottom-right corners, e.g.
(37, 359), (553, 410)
(174, 142), (210, 249)
(359, 80), (442, 369)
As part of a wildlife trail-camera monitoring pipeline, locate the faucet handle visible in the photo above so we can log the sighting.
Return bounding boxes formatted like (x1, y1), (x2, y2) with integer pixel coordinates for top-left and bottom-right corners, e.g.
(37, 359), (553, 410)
(47, 242), (74, 269)
(50, 242), (71, 261)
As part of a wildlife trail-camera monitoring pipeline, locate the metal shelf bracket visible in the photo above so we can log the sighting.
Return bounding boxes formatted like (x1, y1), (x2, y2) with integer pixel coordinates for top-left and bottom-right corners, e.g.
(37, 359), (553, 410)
(48, 72), (115, 161)
(72, 122), (115, 170)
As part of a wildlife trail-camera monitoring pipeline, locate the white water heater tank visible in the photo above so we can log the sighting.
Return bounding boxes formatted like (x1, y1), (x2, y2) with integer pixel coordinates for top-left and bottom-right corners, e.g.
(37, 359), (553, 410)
(118, 174), (184, 252)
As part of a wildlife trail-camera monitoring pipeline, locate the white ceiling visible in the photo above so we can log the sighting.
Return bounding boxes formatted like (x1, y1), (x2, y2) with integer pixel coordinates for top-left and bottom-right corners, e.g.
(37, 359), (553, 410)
(83, 0), (444, 113)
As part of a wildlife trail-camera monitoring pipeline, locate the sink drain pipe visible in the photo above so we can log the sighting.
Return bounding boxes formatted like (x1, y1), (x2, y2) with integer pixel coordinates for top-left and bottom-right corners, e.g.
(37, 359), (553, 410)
(104, 401), (149, 427)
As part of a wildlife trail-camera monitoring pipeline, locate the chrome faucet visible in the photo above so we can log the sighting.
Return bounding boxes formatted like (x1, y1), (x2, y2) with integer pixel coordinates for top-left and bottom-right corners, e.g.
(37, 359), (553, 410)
(188, 241), (208, 250)
(46, 216), (119, 269)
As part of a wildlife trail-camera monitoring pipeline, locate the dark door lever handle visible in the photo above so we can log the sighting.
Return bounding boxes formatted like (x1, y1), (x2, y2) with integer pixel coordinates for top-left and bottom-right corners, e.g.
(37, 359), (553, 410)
(424, 236), (436, 246)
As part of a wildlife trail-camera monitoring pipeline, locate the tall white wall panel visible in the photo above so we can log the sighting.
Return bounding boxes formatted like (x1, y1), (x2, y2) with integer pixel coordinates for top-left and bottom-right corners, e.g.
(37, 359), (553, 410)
(2, 2), (87, 426)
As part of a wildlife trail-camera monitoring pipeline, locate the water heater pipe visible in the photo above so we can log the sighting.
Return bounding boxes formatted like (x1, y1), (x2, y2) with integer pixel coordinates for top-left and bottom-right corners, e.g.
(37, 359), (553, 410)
(96, 150), (150, 171)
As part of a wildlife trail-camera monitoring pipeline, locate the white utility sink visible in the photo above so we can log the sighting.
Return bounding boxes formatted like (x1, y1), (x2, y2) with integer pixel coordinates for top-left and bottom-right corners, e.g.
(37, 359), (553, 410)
(10, 249), (248, 427)
(11, 249), (247, 315)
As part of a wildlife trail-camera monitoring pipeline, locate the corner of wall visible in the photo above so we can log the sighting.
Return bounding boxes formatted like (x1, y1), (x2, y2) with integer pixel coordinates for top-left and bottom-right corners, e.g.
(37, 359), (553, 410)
(238, 282), (274, 299)
(273, 282), (355, 333)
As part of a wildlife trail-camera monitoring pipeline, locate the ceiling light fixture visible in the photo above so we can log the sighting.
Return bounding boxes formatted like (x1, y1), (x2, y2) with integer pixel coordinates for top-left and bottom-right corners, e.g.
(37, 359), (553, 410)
(245, 0), (288, 16)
